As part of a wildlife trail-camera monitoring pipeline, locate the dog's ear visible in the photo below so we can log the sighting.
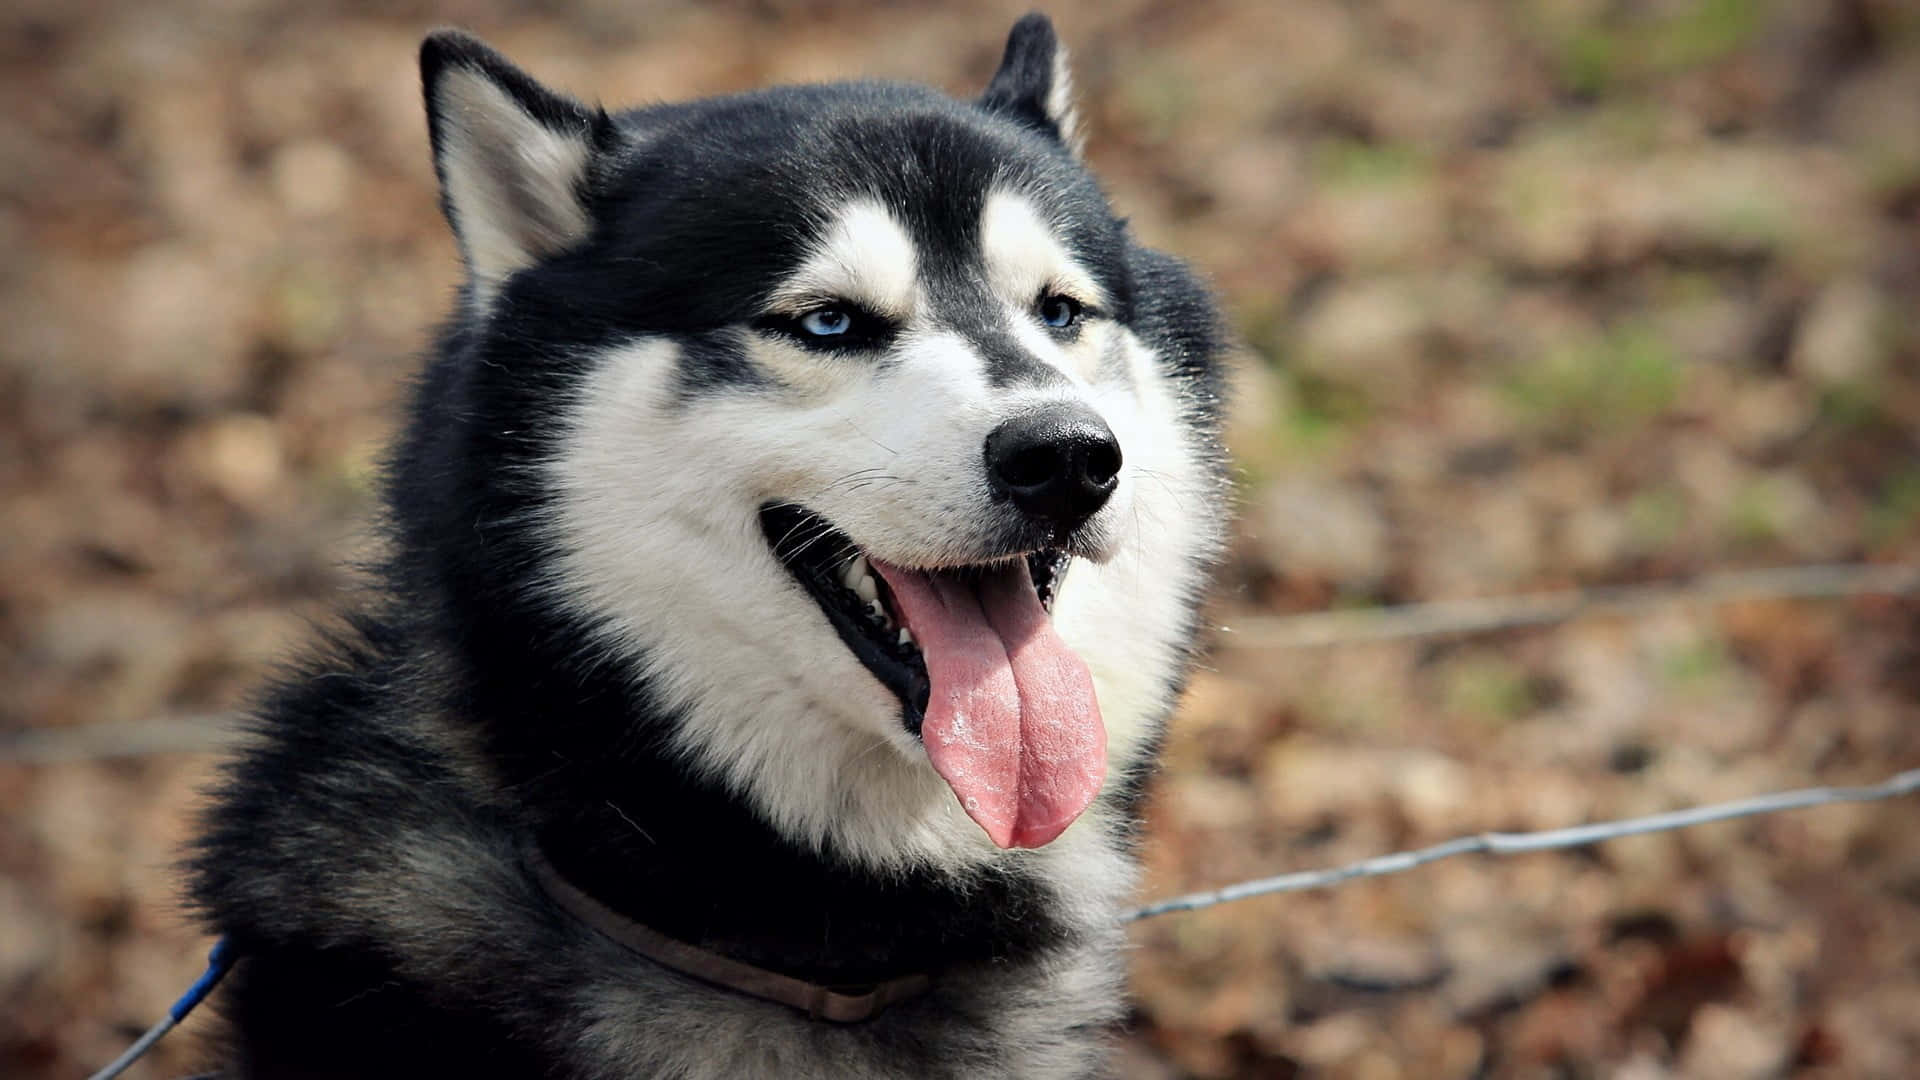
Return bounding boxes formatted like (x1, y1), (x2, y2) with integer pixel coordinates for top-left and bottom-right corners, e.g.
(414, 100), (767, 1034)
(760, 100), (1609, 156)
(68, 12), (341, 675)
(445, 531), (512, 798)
(420, 31), (612, 303)
(978, 13), (1083, 157)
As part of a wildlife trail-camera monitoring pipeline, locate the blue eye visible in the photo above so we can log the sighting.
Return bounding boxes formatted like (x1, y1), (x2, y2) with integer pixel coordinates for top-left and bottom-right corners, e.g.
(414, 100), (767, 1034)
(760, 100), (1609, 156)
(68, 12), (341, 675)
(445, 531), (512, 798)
(799, 308), (852, 336)
(1038, 294), (1082, 329)
(760, 303), (894, 349)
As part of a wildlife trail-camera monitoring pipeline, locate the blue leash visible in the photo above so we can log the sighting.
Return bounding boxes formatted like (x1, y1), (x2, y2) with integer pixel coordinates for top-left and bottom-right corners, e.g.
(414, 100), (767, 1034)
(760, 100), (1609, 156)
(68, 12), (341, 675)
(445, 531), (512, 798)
(88, 937), (235, 1080)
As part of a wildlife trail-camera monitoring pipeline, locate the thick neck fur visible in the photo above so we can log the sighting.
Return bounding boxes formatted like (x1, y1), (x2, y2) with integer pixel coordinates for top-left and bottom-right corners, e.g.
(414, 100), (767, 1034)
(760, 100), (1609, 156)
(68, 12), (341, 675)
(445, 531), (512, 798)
(193, 601), (1130, 1079)
(447, 598), (1087, 987)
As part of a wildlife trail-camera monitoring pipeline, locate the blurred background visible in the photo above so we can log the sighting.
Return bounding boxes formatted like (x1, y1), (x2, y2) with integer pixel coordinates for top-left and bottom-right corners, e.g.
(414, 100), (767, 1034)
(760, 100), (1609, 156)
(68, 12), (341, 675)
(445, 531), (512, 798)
(3, 0), (1918, 1076)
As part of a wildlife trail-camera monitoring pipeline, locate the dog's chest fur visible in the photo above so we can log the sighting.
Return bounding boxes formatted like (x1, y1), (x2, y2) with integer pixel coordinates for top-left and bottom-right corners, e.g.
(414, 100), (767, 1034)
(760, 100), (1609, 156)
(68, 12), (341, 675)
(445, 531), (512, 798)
(199, 654), (1134, 1078)
(191, 14), (1228, 1079)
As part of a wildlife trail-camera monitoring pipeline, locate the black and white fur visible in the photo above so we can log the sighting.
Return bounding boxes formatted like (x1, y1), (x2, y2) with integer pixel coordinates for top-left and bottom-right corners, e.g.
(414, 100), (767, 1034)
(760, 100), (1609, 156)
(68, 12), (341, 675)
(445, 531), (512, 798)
(191, 15), (1229, 1079)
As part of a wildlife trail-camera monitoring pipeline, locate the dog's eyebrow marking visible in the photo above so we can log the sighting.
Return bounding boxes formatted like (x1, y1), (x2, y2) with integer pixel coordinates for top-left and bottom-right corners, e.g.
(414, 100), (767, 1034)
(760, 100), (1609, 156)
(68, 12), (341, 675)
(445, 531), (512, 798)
(979, 190), (1106, 309)
(767, 200), (919, 320)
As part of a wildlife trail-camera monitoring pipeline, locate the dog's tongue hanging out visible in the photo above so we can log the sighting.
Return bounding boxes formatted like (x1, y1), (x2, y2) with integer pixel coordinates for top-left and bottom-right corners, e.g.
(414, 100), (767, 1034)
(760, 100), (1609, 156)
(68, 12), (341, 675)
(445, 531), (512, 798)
(871, 559), (1105, 848)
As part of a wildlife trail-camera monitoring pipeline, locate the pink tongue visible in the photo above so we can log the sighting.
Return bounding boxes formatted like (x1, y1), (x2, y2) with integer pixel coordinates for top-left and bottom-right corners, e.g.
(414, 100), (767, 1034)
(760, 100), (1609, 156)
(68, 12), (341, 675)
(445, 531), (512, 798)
(870, 558), (1105, 849)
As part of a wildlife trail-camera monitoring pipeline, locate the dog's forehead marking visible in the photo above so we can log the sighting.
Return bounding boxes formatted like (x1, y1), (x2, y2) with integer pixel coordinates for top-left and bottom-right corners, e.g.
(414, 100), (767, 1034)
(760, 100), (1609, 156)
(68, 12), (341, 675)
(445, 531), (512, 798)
(767, 200), (920, 319)
(979, 190), (1106, 309)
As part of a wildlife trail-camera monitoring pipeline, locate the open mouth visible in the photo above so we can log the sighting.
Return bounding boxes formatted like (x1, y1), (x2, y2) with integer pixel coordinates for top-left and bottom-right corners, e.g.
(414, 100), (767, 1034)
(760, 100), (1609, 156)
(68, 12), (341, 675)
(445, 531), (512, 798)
(758, 504), (1070, 729)
(758, 503), (1102, 849)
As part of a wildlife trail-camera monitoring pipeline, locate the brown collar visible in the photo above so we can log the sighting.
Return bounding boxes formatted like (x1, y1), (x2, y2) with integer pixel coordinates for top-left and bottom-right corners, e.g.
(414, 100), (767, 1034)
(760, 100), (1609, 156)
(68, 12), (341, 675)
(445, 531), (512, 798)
(525, 845), (932, 1023)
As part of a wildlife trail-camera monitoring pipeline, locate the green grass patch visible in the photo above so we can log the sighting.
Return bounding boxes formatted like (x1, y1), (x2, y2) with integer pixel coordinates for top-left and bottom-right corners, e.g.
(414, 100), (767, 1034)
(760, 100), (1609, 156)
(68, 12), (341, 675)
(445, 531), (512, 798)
(1869, 466), (1920, 547)
(1310, 138), (1428, 188)
(1625, 486), (1689, 553)
(1542, 0), (1772, 96)
(1649, 0), (1768, 73)
(1502, 322), (1681, 436)
(1559, 25), (1618, 96)
(1726, 479), (1785, 548)
(1442, 654), (1541, 727)
(1281, 370), (1374, 449)
(1814, 379), (1887, 431)
(1658, 635), (1732, 691)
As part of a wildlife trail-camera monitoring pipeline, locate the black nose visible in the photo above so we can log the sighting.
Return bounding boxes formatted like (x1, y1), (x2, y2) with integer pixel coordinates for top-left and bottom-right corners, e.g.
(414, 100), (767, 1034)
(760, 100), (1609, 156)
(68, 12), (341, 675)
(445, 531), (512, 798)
(983, 404), (1122, 530)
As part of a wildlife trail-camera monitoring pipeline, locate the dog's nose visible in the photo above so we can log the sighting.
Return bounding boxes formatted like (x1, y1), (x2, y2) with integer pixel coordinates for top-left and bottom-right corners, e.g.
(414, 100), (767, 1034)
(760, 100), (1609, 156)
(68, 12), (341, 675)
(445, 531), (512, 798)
(983, 404), (1122, 530)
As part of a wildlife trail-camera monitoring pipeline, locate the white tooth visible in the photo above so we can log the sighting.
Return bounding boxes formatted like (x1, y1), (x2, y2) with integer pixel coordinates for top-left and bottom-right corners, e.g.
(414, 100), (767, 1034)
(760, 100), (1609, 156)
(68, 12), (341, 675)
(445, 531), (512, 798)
(866, 599), (885, 620)
(898, 628), (914, 647)
(854, 574), (878, 604)
(841, 555), (868, 590)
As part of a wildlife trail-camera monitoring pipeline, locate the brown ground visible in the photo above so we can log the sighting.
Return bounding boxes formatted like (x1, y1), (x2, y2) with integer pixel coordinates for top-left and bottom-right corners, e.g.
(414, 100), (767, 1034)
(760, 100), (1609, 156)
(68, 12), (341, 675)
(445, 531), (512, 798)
(3, 1), (1919, 1077)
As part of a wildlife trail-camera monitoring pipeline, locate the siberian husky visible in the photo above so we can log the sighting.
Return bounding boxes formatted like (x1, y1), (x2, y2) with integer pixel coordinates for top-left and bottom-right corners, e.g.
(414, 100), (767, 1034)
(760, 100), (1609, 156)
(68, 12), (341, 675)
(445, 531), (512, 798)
(191, 14), (1229, 1078)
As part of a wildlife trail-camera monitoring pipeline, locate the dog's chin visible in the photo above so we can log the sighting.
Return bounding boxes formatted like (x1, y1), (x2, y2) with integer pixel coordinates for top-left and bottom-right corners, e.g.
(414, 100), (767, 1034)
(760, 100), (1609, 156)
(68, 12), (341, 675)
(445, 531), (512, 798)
(756, 503), (1071, 732)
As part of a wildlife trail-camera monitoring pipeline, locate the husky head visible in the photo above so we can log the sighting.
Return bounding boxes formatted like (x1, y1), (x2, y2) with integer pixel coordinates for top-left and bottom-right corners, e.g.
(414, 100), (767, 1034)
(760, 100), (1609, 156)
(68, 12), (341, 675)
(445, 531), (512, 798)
(407, 16), (1227, 872)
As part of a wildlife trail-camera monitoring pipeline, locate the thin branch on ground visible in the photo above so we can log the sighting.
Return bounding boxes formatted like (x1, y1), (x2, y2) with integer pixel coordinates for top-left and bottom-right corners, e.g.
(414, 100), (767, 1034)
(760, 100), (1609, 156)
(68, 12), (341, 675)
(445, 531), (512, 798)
(1126, 767), (1920, 920)
(0, 713), (240, 763)
(1222, 562), (1920, 650)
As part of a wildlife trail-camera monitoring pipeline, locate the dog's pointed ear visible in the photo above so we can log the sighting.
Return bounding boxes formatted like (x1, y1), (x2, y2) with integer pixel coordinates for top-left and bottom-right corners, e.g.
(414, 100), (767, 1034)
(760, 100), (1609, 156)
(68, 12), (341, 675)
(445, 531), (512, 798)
(978, 13), (1083, 157)
(420, 31), (611, 303)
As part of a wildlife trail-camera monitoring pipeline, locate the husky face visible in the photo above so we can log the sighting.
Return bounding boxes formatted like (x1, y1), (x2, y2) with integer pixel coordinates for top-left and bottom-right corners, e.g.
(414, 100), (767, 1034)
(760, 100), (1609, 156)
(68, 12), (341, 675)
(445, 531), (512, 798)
(417, 23), (1225, 872)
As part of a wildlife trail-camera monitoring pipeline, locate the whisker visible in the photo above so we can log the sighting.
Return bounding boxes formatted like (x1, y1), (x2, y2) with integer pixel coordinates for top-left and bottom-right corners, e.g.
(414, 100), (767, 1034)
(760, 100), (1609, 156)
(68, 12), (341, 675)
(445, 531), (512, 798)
(1133, 467), (1188, 512)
